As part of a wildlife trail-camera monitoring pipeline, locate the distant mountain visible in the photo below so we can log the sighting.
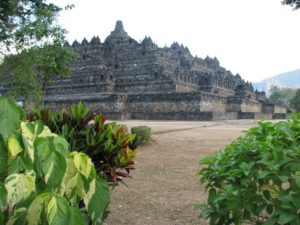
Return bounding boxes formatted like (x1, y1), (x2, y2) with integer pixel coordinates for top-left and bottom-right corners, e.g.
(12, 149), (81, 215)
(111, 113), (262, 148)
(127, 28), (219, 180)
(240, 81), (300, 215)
(253, 69), (300, 94)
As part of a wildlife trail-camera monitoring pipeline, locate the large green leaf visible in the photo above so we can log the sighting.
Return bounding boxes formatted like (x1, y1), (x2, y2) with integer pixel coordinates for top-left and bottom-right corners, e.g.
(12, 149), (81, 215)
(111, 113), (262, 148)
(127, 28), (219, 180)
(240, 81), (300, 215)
(0, 98), (23, 141)
(0, 138), (8, 179)
(62, 157), (86, 206)
(62, 151), (97, 206)
(6, 207), (27, 225)
(277, 125), (295, 141)
(35, 137), (67, 188)
(0, 182), (7, 208)
(0, 212), (4, 225)
(278, 212), (297, 224)
(21, 121), (56, 161)
(84, 178), (110, 224)
(7, 154), (33, 175)
(295, 176), (300, 188)
(62, 152), (96, 205)
(47, 196), (71, 225)
(53, 136), (69, 158)
(70, 207), (85, 225)
(4, 171), (36, 208)
(26, 192), (51, 225)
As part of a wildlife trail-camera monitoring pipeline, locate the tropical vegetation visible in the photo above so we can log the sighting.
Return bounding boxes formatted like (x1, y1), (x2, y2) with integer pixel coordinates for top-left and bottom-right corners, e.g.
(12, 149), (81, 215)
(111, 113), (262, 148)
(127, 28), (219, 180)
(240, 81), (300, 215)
(0, 98), (110, 225)
(199, 114), (300, 225)
(0, 0), (76, 103)
(28, 102), (139, 184)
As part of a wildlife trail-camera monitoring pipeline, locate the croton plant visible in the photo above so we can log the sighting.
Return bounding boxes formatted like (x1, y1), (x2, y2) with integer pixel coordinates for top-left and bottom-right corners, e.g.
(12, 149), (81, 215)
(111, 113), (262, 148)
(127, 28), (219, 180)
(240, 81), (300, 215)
(28, 101), (139, 184)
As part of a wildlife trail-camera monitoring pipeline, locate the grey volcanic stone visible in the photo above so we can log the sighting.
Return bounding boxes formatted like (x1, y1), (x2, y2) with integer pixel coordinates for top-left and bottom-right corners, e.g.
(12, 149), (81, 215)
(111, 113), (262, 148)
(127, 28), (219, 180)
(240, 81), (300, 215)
(1, 21), (288, 120)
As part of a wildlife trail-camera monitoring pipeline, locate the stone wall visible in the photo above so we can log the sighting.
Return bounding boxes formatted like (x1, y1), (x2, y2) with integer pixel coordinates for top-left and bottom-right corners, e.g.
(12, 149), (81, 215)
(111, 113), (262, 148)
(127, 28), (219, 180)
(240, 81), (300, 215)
(240, 101), (262, 113)
(274, 105), (288, 114)
(127, 92), (201, 116)
(43, 91), (287, 121)
(44, 93), (126, 118)
(200, 93), (227, 112)
(43, 90), (263, 121)
(175, 82), (198, 92)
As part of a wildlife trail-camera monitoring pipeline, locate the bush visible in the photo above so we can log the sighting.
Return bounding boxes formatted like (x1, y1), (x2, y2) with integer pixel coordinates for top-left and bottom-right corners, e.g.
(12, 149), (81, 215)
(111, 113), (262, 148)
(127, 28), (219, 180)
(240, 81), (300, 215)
(199, 114), (300, 225)
(131, 126), (151, 143)
(0, 98), (110, 224)
(28, 102), (139, 184)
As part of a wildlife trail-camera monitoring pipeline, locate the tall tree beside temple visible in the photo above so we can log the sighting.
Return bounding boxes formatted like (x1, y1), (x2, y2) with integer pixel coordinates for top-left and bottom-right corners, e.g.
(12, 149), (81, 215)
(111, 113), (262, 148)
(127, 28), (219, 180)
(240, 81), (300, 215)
(0, 0), (76, 103)
(290, 89), (300, 111)
(282, 0), (300, 10)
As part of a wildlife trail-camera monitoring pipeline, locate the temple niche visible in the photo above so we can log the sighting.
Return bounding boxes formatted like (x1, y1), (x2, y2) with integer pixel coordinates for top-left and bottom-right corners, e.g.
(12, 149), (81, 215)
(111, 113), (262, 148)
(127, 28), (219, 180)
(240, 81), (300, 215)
(42, 21), (287, 120)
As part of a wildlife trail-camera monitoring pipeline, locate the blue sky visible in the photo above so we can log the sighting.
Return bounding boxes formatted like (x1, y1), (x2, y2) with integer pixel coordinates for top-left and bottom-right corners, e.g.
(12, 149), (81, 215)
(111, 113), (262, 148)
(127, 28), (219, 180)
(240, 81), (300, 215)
(49, 0), (300, 82)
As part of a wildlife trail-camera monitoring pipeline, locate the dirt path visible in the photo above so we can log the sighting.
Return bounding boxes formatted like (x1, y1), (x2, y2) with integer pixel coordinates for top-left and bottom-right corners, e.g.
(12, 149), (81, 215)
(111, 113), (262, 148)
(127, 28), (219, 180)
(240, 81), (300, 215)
(104, 122), (253, 225)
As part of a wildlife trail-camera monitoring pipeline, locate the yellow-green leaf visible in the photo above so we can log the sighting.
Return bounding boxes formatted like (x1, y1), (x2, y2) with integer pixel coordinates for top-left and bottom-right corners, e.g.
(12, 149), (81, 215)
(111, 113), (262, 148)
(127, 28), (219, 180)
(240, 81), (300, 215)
(27, 192), (51, 225)
(6, 207), (27, 225)
(5, 171), (36, 208)
(8, 134), (23, 157)
(73, 152), (93, 179)
(62, 157), (86, 205)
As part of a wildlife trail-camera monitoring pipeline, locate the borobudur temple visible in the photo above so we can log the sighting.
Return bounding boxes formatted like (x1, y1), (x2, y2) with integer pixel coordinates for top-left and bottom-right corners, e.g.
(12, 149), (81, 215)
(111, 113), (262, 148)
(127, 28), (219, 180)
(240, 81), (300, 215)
(6, 21), (289, 120)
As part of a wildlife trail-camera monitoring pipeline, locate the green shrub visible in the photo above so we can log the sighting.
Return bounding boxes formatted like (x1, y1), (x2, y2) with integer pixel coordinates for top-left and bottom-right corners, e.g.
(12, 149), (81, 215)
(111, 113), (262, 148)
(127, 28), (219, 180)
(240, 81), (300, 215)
(0, 98), (110, 225)
(28, 102), (139, 184)
(131, 126), (151, 143)
(199, 114), (300, 225)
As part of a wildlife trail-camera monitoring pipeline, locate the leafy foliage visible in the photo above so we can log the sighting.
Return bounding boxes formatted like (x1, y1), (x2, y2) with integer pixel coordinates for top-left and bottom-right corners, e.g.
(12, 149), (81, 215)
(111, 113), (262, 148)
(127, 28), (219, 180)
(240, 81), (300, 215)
(131, 126), (152, 143)
(268, 86), (296, 108)
(0, 98), (110, 225)
(290, 89), (300, 112)
(28, 102), (139, 184)
(282, 0), (300, 10)
(0, 0), (71, 53)
(0, 98), (25, 141)
(0, 43), (76, 103)
(0, 0), (76, 103)
(199, 114), (300, 225)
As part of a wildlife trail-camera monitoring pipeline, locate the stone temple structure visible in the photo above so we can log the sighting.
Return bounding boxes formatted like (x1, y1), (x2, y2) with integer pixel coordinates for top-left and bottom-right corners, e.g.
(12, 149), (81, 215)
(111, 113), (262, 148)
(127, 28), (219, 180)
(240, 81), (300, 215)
(32, 21), (289, 120)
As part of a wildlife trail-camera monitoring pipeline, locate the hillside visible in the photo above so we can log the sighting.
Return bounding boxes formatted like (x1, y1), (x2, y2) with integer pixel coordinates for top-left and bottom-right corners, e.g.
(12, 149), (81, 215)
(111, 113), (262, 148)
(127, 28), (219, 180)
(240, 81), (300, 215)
(253, 69), (300, 93)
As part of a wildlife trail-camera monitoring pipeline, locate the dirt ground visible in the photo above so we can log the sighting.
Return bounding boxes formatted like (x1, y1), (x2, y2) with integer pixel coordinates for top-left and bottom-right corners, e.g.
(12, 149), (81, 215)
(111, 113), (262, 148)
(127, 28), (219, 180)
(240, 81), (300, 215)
(104, 121), (255, 225)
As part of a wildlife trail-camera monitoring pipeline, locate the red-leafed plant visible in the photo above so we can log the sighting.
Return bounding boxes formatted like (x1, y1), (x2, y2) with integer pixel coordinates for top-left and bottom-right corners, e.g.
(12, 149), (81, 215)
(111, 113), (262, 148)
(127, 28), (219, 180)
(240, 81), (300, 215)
(28, 102), (139, 184)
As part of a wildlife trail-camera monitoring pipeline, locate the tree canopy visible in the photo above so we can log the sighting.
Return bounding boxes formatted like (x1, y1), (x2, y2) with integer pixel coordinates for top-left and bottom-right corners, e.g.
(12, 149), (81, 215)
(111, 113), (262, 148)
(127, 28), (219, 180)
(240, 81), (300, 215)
(268, 86), (296, 108)
(0, 0), (76, 103)
(290, 89), (300, 111)
(282, 0), (300, 10)
(0, 0), (69, 54)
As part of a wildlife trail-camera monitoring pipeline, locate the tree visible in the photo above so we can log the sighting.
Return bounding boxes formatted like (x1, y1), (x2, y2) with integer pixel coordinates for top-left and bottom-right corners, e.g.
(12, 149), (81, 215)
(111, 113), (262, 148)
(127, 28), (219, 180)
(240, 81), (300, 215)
(0, 0), (76, 103)
(268, 86), (296, 108)
(282, 0), (300, 10)
(1, 1), (66, 55)
(290, 89), (300, 111)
